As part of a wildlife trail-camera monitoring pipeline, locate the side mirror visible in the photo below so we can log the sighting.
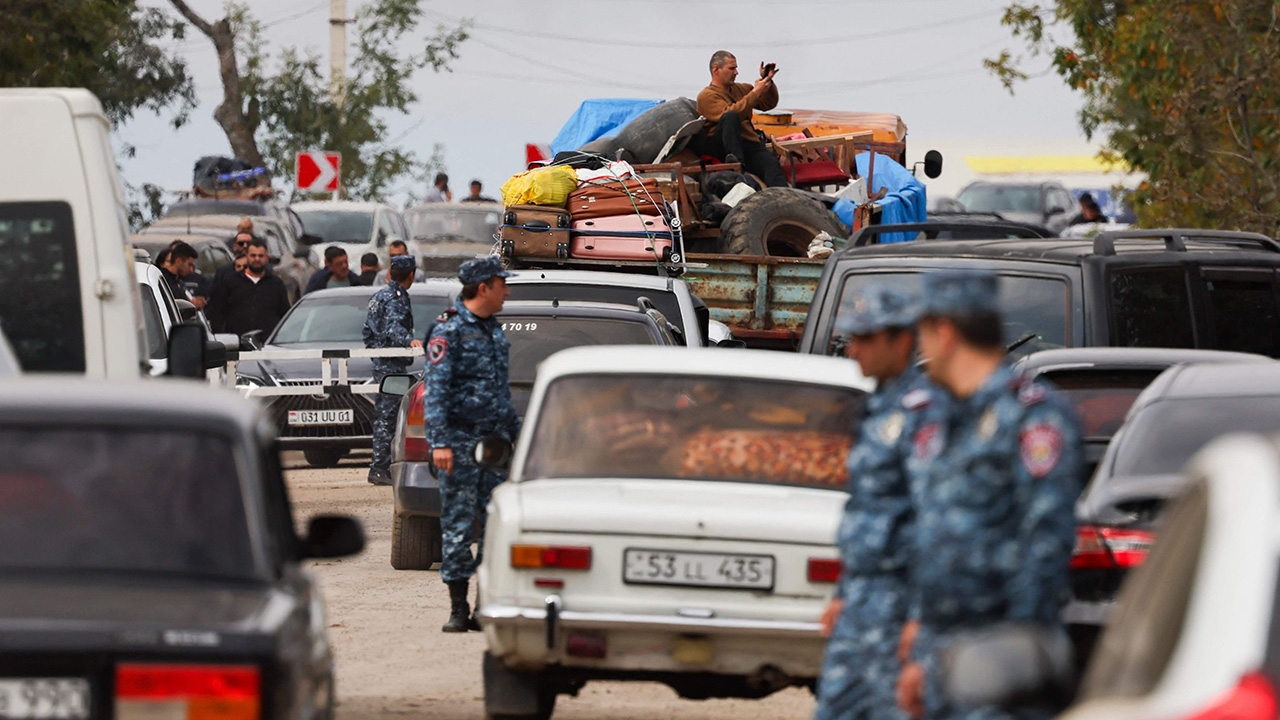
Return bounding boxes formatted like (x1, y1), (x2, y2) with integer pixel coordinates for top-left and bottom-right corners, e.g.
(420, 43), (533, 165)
(474, 436), (514, 472)
(294, 246), (312, 259)
(301, 515), (365, 559)
(174, 298), (199, 323)
(380, 374), (416, 396)
(942, 624), (1075, 711)
(300, 233), (323, 245)
(923, 149), (944, 179)
(1047, 206), (1068, 216)
(165, 323), (207, 378)
(268, 256), (282, 266)
(203, 339), (227, 370)
(213, 333), (240, 351)
(716, 339), (748, 349)
(241, 329), (264, 351)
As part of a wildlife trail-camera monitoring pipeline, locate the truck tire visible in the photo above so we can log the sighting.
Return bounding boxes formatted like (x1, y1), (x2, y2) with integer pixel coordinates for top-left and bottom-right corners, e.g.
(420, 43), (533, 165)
(483, 652), (556, 720)
(717, 187), (847, 257)
(304, 448), (347, 468)
(390, 514), (441, 570)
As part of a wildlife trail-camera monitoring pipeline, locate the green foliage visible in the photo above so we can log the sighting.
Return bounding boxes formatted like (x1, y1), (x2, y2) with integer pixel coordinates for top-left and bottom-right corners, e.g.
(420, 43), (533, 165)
(237, 0), (469, 202)
(0, 0), (195, 131)
(991, 1), (1280, 235)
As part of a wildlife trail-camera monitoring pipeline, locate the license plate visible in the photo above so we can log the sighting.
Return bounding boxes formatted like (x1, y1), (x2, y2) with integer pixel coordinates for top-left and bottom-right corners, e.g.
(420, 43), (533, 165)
(623, 549), (774, 591)
(0, 679), (90, 720)
(287, 409), (353, 426)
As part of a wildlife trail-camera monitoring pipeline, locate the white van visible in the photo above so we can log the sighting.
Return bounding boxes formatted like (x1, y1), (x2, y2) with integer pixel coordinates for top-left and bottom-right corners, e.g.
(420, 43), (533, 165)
(0, 88), (149, 379)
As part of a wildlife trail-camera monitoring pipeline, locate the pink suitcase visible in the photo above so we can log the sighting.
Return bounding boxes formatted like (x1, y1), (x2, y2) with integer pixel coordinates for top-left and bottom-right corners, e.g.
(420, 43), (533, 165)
(570, 213), (676, 262)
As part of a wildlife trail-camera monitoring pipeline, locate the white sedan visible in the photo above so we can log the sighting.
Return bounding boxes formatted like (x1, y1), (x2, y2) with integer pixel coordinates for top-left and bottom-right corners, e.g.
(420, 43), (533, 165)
(477, 346), (874, 719)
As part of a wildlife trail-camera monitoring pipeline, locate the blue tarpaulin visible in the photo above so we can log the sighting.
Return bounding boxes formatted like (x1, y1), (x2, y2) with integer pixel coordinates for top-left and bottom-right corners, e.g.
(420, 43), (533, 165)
(550, 99), (663, 156)
(854, 152), (927, 244)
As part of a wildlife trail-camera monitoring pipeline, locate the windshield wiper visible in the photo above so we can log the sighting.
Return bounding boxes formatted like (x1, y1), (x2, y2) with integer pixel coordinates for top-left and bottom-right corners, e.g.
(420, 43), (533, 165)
(1005, 332), (1038, 354)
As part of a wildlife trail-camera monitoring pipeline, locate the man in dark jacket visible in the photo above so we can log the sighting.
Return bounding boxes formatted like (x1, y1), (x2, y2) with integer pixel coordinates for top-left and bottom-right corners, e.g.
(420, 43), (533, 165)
(207, 237), (291, 338)
(304, 246), (365, 295)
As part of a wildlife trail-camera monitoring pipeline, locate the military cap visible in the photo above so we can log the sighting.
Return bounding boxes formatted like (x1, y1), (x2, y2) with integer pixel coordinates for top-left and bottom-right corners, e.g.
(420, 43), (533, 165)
(458, 255), (513, 285)
(920, 270), (1000, 318)
(835, 283), (921, 335)
(390, 255), (416, 271)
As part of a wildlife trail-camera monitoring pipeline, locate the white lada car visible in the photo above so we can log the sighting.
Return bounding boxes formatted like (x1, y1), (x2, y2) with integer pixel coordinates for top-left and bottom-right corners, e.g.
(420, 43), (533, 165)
(476, 346), (874, 719)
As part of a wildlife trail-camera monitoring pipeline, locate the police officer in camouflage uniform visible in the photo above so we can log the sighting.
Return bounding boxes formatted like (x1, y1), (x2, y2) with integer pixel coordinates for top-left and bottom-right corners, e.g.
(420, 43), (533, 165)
(815, 284), (936, 720)
(363, 254), (423, 486)
(424, 256), (520, 633)
(896, 271), (1081, 720)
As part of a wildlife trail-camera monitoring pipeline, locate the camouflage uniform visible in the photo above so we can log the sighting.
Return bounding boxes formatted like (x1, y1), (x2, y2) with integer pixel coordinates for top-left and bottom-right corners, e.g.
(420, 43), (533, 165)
(424, 258), (520, 585)
(816, 284), (933, 720)
(907, 272), (1082, 720)
(363, 255), (418, 482)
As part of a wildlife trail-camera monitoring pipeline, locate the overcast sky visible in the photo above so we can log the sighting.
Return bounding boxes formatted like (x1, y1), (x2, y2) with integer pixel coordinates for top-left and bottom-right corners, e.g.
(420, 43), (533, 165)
(120, 0), (1086, 206)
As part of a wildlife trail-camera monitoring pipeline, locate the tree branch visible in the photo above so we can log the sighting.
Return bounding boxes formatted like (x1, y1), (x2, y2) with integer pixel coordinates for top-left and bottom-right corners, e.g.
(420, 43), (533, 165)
(167, 0), (213, 37)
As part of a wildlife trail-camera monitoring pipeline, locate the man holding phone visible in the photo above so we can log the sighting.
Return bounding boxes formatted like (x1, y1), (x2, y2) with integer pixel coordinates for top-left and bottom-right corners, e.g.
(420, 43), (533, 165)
(696, 50), (788, 187)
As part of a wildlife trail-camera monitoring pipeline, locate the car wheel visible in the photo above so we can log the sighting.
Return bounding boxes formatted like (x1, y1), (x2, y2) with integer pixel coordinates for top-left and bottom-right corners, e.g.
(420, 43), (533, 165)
(303, 448), (347, 468)
(483, 652), (556, 720)
(391, 514), (441, 570)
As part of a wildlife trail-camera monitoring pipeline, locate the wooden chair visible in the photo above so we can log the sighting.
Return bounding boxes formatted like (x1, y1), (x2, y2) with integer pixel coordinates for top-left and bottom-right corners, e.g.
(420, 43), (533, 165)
(773, 131), (875, 190)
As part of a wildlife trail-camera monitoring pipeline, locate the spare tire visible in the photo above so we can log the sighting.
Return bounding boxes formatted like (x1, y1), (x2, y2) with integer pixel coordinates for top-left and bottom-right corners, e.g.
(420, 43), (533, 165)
(717, 188), (848, 257)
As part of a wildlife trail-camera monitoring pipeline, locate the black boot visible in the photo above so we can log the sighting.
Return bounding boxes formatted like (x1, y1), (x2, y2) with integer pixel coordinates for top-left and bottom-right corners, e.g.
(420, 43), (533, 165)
(442, 580), (470, 633)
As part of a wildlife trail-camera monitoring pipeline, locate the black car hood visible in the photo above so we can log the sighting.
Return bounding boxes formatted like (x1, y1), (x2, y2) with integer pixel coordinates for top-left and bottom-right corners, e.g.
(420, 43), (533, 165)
(0, 576), (287, 652)
(237, 341), (424, 384)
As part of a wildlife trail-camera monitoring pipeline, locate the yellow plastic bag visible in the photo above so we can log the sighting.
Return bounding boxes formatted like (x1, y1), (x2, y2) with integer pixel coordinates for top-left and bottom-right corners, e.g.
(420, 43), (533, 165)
(500, 165), (578, 207)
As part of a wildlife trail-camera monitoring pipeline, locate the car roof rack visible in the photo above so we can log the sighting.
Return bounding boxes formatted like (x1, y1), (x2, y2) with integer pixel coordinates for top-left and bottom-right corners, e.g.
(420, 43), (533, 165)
(1093, 228), (1280, 256)
(847, 221), (1054, 248)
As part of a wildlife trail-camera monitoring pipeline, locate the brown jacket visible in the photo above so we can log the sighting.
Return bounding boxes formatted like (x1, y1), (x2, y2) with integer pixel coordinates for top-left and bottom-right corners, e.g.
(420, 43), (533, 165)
(696, 81), (779, 142)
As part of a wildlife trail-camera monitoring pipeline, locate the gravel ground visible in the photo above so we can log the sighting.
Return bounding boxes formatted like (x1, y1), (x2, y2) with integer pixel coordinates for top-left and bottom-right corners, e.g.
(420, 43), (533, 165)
(285, 452), (816, 720)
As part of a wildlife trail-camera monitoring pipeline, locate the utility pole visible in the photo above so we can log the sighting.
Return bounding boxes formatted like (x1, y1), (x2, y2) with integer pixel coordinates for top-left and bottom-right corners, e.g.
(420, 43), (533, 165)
(329, 0), (347, 200)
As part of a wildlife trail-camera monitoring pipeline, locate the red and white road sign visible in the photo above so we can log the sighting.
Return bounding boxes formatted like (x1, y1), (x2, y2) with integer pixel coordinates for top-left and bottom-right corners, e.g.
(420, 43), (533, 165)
(296, 151), (341, 192)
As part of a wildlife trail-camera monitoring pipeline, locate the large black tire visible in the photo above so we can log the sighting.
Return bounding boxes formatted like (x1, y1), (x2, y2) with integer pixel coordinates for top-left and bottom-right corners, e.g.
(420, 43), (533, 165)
(483, 652), (556, 720)
(390, 513), (441, 570)
(717, 187), (847, 257)
(304, 448), (347, 468)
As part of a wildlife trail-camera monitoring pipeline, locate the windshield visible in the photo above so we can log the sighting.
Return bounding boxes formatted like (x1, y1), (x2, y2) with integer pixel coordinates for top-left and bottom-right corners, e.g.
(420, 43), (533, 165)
(1041, 369), (1159, 439)
(957, 185), (1042, 214)
(272, 294), (450, 344)
(502, 315), (657, 384)
(524, 374), (865, 489)
(1112, 396), (1280, 476)
(406, 207), (500, 244)
(0, 427), (255, 580)
(296, 210), (374, 244)
(832, 272), (1071, 359)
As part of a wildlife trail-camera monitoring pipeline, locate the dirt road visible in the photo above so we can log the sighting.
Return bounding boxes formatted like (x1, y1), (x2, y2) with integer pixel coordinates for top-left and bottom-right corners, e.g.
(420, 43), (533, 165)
(286, 453), (816, 720)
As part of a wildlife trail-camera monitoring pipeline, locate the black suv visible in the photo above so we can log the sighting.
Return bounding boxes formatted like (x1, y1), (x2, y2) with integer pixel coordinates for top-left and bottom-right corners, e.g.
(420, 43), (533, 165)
(800, 227), (1280, 360)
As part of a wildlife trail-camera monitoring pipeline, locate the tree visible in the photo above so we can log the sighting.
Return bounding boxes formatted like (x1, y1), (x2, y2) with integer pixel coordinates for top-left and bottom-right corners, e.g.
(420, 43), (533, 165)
(171, 0), (469, 201)
(990, 1), (1280, 235)
(0, 0), (195, 131)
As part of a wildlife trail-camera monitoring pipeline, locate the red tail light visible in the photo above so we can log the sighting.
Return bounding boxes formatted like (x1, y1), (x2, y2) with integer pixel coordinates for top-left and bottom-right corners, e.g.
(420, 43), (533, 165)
(807, 558), (842, 583)
(403, 383), (431, 462)
(116, 664), (260, 720)
(1185, 672), (1277, 720)
(511, 544), (592, 570)
(1071, 525), (1155, 570)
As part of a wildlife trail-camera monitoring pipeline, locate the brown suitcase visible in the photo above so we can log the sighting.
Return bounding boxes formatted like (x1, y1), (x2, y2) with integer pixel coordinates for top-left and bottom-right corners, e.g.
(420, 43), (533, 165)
(568, 178), (665, 220)
(500, 205), (570, 259)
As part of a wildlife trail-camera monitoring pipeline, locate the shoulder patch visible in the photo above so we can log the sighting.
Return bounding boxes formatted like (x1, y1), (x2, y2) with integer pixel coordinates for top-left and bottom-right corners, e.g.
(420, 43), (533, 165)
(427, 336), (448, 364)
(1018, 382), (1047, 407)
(914, 422), (943, 461)
(1020, 423), (1064, 478)
(902, 388), (932, 410)
(435, 307), (457, 324)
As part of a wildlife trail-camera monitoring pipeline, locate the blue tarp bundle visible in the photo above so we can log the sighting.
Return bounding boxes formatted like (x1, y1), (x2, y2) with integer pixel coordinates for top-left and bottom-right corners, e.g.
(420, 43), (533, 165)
(854, 152), (927, 244)
(550, 99), (663, 156)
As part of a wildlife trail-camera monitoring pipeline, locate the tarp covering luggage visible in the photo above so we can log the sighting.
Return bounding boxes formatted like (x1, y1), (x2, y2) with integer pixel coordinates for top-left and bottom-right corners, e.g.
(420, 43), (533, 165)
(550, 99), (663, 156)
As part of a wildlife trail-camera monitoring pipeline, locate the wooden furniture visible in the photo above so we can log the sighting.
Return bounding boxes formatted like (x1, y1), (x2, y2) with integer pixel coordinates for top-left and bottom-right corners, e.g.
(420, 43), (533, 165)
(772, 131), (875, 190)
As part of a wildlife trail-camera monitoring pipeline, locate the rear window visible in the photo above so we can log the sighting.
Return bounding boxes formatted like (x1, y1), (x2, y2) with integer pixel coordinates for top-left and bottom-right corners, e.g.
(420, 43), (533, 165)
(296, 210), (374, 245)
(508, 284), (683, 335)
(1203, 270), (1280, 358)
(1112, 396), (1280, 476)
(272, 294), (449, 344)
(502, 315), (658, 384)
(1110, 268), (1195, 349)
(524, 374), (865, 489)
(139, 283), (167, 360)
(0, 426), (256, 580)
(0, 202), (85, 372)
(1040, 369), (1159, 439)
(830, 271), (1071, 359)
(406, 207), (500, 244)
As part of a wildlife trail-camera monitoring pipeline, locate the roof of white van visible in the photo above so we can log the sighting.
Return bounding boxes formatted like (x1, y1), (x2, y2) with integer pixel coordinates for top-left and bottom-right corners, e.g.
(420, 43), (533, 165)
(291, 201), (390, 212)
(0, 88), (105, 117)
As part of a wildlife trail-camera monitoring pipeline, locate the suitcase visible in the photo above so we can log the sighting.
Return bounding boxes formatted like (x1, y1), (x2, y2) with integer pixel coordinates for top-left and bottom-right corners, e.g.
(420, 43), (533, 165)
(568, 177), (665, 220)
(570, 213), (676, 262)
(500, 205), (570, 260)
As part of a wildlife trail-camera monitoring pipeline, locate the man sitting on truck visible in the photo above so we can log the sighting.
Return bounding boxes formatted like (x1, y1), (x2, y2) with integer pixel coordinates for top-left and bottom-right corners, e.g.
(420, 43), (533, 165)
(695, 50), (788, 188)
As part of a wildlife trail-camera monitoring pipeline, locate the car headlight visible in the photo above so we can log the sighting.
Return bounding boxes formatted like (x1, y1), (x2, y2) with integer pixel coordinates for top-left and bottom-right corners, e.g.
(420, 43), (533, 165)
(236, 374), (264, 387)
